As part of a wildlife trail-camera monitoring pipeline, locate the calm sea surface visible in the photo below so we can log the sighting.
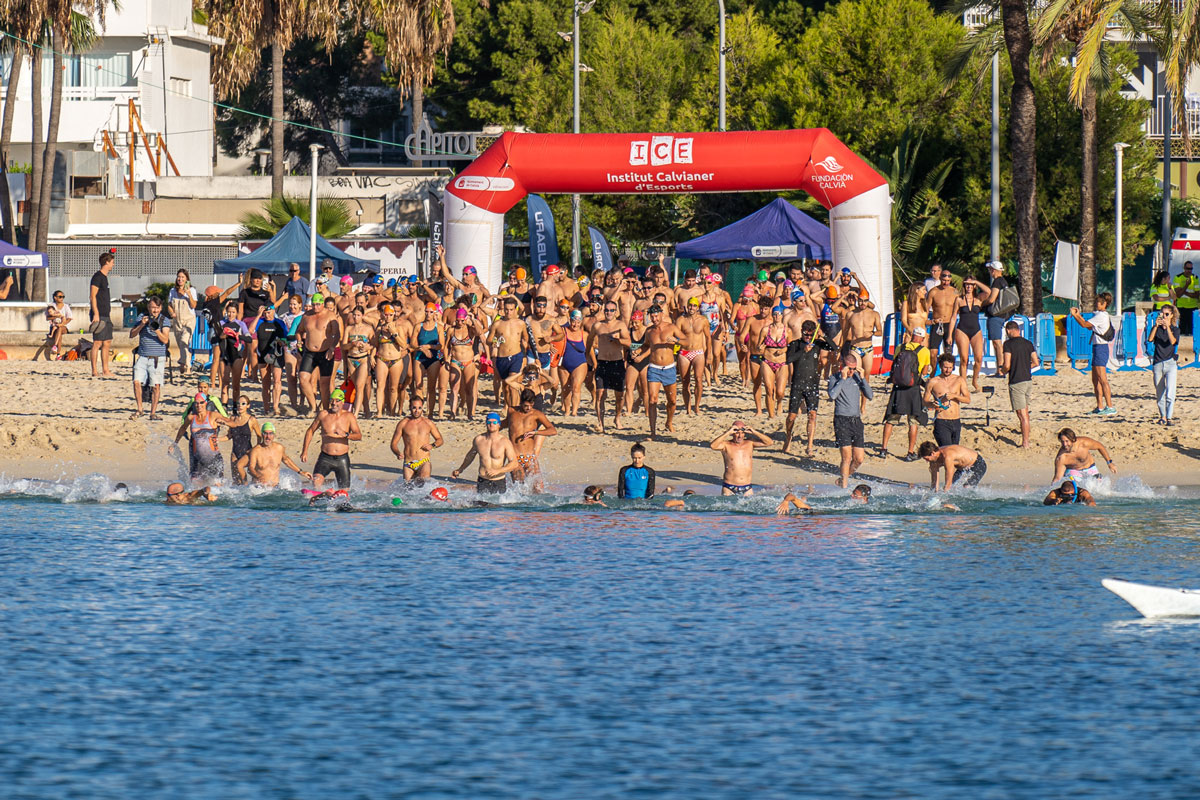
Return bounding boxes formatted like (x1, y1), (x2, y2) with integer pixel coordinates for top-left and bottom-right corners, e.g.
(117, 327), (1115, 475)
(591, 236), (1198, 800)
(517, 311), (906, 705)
(2, 477), (1199, 799)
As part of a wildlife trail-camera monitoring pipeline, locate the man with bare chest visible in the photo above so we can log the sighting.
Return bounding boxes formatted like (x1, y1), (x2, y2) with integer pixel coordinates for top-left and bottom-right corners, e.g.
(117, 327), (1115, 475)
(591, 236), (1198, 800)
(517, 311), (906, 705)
(503, 389), (558, 491)
(452, 412), (521, 495)
(586, 301), (631, 431)
(676, 297), (712, 415)
(488, 298), (529, 404)
(923, 352), (970, 446)
(297, 296), (343, 411)
(843, 292), (883, 383)
(390, 395), (444, 482)
(643, 305), (686, 439)
(301, 389), (362, 489)
(926, 270), (960, 355)
(235, 422), (311, 487)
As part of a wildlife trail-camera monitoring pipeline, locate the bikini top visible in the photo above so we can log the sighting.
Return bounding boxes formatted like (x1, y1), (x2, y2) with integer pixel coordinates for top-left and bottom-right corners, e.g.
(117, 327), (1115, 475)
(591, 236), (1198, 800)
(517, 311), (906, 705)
(449, 331), (472, 347)
(763, 327), (787, 349)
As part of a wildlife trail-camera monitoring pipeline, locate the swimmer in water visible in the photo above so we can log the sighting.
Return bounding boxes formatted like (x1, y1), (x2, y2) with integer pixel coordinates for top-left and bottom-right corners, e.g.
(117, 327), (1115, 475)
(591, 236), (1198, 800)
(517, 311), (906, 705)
(1051, 428), (1116, 483)
(1043, 479), (1096, 506)
(583, 485), (608, 506)
(301, 388), (362, 490)
(664, 489), (696, 510)
(710, 420), (773, 496)
(235, 422), (312, 487)
(451, 411), (521, 495)
(165, 482), (215, 505)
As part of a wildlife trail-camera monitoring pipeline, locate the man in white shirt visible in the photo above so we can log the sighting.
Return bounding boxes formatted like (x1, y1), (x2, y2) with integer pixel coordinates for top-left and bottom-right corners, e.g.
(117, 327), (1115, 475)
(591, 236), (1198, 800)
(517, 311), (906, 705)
(923, 263), (942, 293)
(1069, 292), (1114, 414)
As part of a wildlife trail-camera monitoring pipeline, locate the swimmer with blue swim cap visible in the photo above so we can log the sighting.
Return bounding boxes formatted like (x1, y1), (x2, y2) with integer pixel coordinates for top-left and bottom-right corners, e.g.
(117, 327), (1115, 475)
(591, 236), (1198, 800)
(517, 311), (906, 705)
(452, 411), (521, 495)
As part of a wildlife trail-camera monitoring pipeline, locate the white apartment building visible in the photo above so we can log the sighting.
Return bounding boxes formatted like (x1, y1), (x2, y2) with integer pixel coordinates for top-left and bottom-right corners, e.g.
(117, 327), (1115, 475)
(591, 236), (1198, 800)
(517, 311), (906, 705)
(1, 0), (219, 202)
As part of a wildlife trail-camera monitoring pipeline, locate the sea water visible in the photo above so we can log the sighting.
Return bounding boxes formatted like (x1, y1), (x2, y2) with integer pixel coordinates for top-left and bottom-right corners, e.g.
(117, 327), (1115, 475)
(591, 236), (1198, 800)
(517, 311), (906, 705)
(2, 476), (1199, 798)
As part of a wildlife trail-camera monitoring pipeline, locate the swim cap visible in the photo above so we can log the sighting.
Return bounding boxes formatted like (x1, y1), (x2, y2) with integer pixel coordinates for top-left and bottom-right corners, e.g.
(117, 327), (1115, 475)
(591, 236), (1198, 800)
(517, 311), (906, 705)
(456, 307), (468, 319)
(463, 265), (477, 275)
(570, 309), (583, 319)
(858, 288), (870, 301)
(407, 274), (419, 283)
(741, 287), (755, 297)
(825, 286), (839, 300)
(579, 277), (590, 287)
(194, 392), (207, 404)
(386, 278), (397, 288)
(757, 270), (769, 282)
(425, 302), (438, 311)
(311, 293), (324, 304)
(485, 412), (501, 424)
(391, 497), (404, 506)
(774, 271), (786, 280)
(545, 264), (561, 275)
(365, 274), (382, 286)
(261, 421), (276, 434)
(340, 275), (353, 284)
(688, 296), (700, 306)
(782, 279), (795, 289)
(330, 388), (346, 402)
(430, 487), (449, 501)
(380, 303), (394, 314)
(773, 304), (786, 315)
(841, 267), (852, 274)
(792, 289), (805, 300)
(514, 268), (527, 280)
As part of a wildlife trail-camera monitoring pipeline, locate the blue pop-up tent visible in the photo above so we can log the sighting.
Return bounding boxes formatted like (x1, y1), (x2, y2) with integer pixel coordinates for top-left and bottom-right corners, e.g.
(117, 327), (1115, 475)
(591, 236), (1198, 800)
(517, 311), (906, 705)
(214, 216), (379, 275)
(0, 239), (48, 268)
(675, 198), (832, 262)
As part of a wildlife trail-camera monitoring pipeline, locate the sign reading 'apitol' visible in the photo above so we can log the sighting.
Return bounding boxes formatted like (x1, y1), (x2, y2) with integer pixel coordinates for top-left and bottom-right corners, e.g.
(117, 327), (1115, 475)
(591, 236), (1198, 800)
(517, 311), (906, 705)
(404, 116), (484, 162)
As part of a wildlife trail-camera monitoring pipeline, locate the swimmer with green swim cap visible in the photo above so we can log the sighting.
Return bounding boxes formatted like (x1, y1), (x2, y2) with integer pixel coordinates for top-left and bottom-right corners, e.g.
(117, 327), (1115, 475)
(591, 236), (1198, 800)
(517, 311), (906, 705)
(235, 420), (311, 487)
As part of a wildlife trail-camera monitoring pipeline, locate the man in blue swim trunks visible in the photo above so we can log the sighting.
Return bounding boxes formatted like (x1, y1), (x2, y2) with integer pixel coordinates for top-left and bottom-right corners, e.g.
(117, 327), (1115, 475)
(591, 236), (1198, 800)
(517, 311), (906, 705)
(642, 305), (686, 440)
(710, 420), (773, 496)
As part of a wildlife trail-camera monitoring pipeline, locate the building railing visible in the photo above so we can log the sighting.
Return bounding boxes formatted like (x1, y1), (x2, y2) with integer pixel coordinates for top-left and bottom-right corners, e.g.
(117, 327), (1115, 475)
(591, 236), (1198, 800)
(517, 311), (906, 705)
(1143, 93), (1200, 139)
(0, 84), (137, 103)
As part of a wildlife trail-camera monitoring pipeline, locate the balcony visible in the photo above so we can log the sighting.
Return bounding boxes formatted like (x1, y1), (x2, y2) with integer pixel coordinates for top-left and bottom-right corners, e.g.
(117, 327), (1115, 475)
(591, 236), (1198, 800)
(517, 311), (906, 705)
(1143, 93), (1200, 140)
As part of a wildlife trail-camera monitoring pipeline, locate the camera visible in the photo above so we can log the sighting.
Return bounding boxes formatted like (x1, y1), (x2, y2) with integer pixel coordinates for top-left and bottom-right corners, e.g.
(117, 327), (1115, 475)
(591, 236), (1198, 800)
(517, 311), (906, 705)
(146, 315), (162, 332)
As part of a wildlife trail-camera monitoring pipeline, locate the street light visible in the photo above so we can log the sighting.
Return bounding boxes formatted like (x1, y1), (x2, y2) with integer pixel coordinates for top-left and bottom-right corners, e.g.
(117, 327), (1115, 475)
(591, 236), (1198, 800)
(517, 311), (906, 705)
(308, 143), (323, 281)
(1115, 142), (1129, 314)
(990, 51), (999, 266)
(571, 0), (595, 269)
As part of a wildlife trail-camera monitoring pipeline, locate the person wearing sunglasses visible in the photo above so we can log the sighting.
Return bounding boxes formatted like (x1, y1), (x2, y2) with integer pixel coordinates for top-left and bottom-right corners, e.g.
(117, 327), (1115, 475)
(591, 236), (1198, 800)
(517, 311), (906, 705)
(44, 290), (73, 360)
(1043, 479), (1095, 506)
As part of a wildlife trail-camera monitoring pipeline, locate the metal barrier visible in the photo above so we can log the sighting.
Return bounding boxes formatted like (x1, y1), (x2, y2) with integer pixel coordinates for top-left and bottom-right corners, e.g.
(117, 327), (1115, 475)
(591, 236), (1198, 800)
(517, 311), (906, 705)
(1117, 311), (1149, 371)
(1033, 313), (1056, 375)
(1183, 309), (1200, 369)
(1065, 312), (1094, 372)
(190, 316), (213, 369)
(882, 313), (904, 361)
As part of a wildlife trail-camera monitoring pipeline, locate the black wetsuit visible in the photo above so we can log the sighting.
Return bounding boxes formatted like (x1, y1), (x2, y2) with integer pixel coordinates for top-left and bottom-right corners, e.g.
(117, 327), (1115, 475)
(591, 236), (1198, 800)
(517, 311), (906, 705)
(786, 336), (833, 415)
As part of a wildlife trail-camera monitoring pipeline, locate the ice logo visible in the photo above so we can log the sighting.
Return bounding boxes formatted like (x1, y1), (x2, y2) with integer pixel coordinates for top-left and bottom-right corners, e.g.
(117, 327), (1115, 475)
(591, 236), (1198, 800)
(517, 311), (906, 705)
(814, 156), (844, 173)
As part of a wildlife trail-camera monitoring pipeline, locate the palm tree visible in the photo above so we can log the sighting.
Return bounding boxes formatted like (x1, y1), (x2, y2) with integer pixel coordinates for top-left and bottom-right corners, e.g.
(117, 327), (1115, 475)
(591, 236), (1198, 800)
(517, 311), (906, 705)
(1035, 0), (1152, 310)
(236, 195), (357, 240)
(0, 42), (23, 245)
(360, 0), (456, 165)
(948, 2), (1041, 314)
(205, 0), (343, 199)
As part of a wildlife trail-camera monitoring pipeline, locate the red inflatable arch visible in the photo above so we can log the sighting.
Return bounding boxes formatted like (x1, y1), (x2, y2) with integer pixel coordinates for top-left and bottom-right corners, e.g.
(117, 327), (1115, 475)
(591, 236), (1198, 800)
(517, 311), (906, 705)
(443, 129), (893, 310)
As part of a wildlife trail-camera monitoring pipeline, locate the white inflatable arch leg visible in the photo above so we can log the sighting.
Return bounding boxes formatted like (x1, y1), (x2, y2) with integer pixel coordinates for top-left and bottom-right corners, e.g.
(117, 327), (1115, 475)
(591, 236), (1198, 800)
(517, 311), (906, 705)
(829, 183), (893, 313)
(443, 195), (505, 292)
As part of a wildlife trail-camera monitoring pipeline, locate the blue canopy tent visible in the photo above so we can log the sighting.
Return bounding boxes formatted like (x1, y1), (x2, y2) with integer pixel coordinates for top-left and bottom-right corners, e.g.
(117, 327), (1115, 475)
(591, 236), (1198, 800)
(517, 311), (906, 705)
(214, 216), (379, 275)
(0, 239), (48, 269)
(675, 198), (832, 262)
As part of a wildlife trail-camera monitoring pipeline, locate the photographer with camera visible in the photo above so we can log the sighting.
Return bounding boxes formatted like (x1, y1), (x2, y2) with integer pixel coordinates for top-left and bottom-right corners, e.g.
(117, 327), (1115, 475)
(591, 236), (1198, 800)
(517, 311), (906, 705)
(1148, 304), (1181, 425)
(130, 295), (171, 420)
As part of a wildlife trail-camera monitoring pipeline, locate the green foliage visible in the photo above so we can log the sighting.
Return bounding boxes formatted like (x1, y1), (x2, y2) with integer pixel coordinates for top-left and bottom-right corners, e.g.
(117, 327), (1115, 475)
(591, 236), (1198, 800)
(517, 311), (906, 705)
(237, 196), (357, 240)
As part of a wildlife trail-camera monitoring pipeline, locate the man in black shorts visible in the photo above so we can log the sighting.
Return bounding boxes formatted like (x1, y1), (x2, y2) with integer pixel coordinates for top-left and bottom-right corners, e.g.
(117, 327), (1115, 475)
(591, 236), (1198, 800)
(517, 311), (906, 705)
(301, 388), (361, 490)
(918, 441), (987, 491)
(587, 300), (631, 433)
(297, 295), (342, 411)
(784, 320), (834, 456)
(827, 353), (873, 487)
(452, 411), (521, 495)
(89, 251), (116, 377)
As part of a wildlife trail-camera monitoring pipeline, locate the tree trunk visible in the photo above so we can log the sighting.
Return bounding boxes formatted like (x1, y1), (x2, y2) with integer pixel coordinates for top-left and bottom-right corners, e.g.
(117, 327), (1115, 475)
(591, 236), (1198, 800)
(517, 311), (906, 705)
(999, 0), (1041, 316)
(29, 34), (62, 303)
(271, 37), (285, 198)
(410, 77), (424, 167)
(1078, 78), (1098, 311)
(0, 48), (23, 245)
(28, 46), (43, 251)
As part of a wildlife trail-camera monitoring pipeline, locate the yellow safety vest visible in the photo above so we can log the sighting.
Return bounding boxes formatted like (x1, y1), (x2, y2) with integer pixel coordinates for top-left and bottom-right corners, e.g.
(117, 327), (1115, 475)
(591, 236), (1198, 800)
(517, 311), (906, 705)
(1172, 274), (1199, 309)
(1150, 284), (1173, 309)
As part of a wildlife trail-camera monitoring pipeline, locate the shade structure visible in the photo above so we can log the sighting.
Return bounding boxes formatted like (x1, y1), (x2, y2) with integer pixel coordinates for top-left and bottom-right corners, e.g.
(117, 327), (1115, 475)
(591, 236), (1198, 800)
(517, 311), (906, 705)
(0, 239), (48, 269)
(675, 198), (832, 263)
(213, 216), (379, 275)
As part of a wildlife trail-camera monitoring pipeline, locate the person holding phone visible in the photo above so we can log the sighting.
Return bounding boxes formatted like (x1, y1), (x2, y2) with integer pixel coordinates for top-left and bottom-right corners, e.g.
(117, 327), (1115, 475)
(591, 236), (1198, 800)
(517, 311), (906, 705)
(168, 269), (198, 375)
(828, 353), (874, 488)
(1148, 304), (1180, 425)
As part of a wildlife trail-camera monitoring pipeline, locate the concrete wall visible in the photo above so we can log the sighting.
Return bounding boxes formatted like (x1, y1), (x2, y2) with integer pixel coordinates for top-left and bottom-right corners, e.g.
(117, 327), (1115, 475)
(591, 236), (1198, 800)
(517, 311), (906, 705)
(0, 303), (117, 333)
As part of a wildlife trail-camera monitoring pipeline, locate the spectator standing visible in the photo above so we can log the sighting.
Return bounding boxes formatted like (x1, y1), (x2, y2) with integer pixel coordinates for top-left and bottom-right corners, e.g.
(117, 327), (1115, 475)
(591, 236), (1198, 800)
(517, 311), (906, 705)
(1148, 304), (1180, 426)
(617, 443), (657, 499)
(318, 259), (338, 294)
(1150, 270), (1176, 310)
(167, 269), (198, 376)
(88, 251), (116, 377)
(926, 269), (959, 355)
(923, 263), (942, 293)
(1069, 292), (1115, 415)
(45, 289), (72, 358)
(130, 295), (171, 420)
(284, 262), (312, 305)
(1171, 261), (1198, 341)
(977, 261), (1009, 372)
(999, 320), (1035, 448)
(827, 353), (873, 488)
(880, 326), (931, 461)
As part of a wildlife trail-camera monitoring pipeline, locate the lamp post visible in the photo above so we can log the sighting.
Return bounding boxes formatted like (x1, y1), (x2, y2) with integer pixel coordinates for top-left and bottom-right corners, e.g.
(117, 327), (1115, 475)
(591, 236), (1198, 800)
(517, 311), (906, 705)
(717, 0), (726, 131)
(1114, 142), (1129, 314)
(308, 143), (323, 282)
(571, 1), (595, 270)
(990, 51), (999, 265)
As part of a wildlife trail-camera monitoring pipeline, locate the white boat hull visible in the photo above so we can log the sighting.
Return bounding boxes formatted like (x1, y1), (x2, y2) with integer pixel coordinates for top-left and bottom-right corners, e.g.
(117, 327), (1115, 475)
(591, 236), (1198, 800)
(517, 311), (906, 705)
(1102, 578), (1200, 618)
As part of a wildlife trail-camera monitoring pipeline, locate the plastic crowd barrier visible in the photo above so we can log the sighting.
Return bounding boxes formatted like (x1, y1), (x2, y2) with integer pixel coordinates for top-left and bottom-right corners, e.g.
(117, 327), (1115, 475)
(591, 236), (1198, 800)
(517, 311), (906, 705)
(1033, 313), (1056, 375)
(190, 316), (213, 369)
(1183, 309), (1200, 369)
(1065, 312), (1095, 372)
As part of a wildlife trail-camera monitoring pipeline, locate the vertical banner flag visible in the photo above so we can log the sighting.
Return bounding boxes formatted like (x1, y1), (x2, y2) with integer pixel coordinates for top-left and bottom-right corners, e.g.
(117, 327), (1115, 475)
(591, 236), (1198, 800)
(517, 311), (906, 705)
(1052, 240), (1080, 301)
(526, 194), (559, 283)
(426, 189), (444, 280)
(587, 225), (615, 274)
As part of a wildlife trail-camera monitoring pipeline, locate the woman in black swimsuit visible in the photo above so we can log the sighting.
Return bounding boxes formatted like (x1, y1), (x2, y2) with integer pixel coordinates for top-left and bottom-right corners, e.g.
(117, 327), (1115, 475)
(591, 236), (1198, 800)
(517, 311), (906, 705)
(954, 284), (985, 392)
(223, 396), (262, 484)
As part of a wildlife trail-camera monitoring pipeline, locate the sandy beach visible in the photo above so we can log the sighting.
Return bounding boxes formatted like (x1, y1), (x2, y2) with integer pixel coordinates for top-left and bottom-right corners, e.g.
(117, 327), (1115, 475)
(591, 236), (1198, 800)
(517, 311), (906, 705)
(1, 350), (1196, 494)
